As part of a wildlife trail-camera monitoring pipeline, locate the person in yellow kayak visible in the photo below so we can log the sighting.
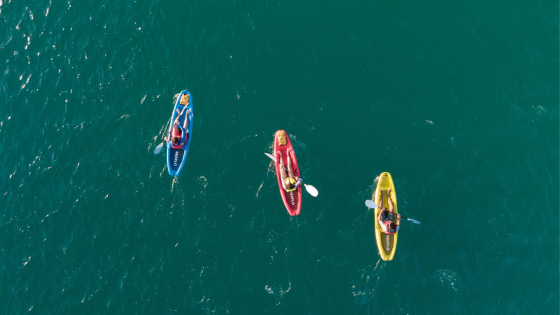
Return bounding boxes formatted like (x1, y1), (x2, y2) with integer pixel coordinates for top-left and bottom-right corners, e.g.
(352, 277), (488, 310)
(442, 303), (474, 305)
(278, 149), (302, 192)
(377, 189), (401, 234)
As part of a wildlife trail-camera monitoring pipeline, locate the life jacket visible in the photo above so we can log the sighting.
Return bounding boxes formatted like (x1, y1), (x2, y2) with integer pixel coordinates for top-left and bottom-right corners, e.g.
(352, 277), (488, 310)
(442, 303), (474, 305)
(284, 177), (303, 192)
(171, 127), (185, 149)
(284, 177), (297, 192)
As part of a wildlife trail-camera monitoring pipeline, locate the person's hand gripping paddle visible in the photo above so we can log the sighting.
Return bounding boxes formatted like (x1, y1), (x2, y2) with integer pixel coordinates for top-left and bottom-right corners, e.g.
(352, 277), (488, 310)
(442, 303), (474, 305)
(365, 200), (420, 224)
(265, 153), (318, 197)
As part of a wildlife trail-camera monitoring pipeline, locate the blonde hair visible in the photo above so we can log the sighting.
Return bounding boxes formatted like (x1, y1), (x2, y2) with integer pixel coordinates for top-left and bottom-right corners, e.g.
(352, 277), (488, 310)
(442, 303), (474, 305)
(284, 178), (294, 189)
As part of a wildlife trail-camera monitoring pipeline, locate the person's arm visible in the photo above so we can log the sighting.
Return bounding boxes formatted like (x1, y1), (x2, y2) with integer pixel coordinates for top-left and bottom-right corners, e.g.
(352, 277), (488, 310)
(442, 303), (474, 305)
(396, 214), (401, 225)
(173, 108), (187, 127)
(379, 223), (387, 233)
(173, 110), (181, 126)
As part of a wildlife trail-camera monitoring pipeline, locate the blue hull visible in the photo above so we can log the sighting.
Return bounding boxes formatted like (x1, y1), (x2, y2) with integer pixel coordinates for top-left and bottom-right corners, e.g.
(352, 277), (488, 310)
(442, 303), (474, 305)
(166, 90), (193, 176)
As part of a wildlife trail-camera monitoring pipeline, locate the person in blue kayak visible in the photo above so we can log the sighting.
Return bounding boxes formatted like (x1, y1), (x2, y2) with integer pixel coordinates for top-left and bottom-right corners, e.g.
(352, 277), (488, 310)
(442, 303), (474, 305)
(278, 149), (302, 192)
(165, 108), (190, 149)
(377, 189), (401, 234)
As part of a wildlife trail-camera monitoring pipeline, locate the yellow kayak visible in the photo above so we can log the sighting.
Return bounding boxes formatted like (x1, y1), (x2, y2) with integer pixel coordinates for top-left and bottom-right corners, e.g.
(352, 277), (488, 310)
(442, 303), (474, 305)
(373, 172), (398, 261)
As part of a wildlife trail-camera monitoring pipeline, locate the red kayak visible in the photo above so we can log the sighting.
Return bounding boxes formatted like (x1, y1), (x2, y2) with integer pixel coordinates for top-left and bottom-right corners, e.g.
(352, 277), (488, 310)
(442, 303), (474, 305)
(273, 130), (302, 216)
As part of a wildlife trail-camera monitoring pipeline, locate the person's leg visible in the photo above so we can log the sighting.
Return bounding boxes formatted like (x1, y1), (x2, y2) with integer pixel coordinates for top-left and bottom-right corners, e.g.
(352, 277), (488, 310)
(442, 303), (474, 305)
(387, 189), (394, 212)
(173, 109), (181, 126)
(278, 151), (288, 179)
(287, 149), (294, 180)
(379, 189), (385, 209)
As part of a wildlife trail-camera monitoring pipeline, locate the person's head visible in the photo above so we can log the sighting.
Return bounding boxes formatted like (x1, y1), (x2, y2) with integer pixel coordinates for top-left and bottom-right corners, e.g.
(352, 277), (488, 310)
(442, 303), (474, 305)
(172, 136), (181, 145)
(385, 222), (392, 231)
(389, 223), (396, 233)
(284, 178), (294, 190)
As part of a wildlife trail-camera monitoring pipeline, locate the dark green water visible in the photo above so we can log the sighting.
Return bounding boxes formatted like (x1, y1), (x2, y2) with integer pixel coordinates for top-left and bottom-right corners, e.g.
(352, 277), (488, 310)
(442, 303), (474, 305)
(1, 0), (558, 313)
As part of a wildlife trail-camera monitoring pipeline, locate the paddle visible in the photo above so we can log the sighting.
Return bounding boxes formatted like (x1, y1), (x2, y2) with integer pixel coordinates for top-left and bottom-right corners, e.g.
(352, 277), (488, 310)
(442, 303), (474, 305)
(264, 152), (319, 197)
(154, 106), (188, 155)
(365, 199), (421, 224)
(365, 199), (378, 209)
(154, 142), (165, 155)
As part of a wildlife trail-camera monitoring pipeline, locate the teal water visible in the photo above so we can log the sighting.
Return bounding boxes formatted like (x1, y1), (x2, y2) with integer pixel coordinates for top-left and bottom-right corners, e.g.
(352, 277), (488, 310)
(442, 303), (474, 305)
(1, 0), (558, 313)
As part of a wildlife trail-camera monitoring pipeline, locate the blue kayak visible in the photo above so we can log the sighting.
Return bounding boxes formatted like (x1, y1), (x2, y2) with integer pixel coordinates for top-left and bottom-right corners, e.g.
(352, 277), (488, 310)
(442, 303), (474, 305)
(166, 90), (193, 176)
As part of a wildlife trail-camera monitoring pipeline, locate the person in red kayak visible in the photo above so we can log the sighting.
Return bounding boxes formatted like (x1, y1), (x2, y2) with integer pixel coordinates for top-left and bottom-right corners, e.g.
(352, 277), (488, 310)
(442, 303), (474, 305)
(278, 149), (302, 192)
(377, 189), (401, 234)
(165, 108), (190, 149)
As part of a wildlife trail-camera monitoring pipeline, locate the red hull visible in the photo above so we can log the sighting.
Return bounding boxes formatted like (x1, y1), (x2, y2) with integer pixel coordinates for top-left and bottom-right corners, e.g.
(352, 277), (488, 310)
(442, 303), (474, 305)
(273, 130), (302, 216)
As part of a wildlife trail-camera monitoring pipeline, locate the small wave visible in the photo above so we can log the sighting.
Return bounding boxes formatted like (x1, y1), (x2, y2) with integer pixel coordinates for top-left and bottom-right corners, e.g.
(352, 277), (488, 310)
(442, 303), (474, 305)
(264, 281), (292, 305)
(436, 269), (463, 294)
(256, 180), (264, 197)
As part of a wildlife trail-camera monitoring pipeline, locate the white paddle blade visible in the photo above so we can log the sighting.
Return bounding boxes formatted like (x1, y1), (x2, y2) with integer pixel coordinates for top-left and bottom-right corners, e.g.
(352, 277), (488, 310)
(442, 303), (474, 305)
(365, 200), (378, 209)
(154, 142), (164, 154)
(304, 184), (318, 197)
(264, 152), (277, 163)
(407, 218), (421, 224)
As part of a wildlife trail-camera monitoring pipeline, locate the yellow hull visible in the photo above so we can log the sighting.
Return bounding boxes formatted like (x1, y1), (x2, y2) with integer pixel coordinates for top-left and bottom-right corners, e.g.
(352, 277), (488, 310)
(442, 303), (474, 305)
(373, 172), (398, 261)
